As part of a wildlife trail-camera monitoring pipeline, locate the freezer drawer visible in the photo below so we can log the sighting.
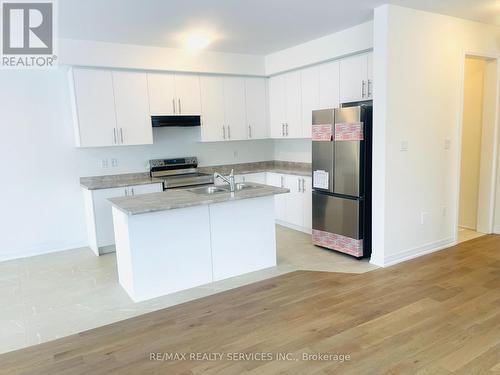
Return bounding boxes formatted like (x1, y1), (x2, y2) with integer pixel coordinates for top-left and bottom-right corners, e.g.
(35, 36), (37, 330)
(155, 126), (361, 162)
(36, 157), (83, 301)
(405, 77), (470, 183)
(312, 192), (361, 239)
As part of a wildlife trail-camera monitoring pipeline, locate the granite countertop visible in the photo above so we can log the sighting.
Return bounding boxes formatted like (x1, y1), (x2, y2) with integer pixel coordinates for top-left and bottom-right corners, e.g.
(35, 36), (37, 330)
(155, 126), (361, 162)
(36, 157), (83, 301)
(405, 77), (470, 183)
(80, 172), (164, 190)
(80, 161), (311, 191)
(109, 183), (289, 215)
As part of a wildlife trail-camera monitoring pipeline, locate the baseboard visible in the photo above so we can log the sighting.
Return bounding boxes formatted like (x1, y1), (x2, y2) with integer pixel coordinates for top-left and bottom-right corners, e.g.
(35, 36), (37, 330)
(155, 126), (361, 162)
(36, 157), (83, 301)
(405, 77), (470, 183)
(370, 237), (455, 268)
(275, 220), (312, 234)
(494, 225), (500, 235)
(0, 240), (89, 263)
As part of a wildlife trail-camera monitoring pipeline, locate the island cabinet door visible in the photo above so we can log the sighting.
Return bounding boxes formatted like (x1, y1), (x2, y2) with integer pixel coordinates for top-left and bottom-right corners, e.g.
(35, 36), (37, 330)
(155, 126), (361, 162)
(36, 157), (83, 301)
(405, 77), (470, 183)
(209, 196), (277, 281)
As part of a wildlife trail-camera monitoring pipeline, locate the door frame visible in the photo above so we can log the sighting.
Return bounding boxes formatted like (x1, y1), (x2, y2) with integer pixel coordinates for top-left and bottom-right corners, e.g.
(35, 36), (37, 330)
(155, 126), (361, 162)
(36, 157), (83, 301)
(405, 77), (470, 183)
(455, 50), (500, 239)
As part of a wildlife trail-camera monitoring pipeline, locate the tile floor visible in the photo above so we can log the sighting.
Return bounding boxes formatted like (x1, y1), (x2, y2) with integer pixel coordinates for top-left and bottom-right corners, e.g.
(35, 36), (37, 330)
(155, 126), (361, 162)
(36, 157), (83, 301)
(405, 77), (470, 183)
(457, 227), (485, 243)
(0, 225), (376, 354)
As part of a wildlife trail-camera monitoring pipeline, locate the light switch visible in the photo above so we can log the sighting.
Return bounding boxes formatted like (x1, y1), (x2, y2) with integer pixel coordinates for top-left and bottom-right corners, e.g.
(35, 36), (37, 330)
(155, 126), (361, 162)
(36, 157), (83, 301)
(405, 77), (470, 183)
(111, 158), (118, 167)
(400, 141), (409, 152)
(444, 138), (451, 150)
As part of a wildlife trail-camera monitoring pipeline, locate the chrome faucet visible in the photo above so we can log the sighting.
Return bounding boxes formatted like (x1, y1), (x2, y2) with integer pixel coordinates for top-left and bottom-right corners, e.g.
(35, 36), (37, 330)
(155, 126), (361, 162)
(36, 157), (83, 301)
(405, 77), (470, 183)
(214, 169), (236, 192)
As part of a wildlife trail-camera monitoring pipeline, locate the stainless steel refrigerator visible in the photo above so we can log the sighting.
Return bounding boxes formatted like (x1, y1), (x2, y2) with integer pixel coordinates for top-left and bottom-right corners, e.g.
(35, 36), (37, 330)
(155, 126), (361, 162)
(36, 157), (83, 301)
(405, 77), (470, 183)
(311, 104), (372, 258)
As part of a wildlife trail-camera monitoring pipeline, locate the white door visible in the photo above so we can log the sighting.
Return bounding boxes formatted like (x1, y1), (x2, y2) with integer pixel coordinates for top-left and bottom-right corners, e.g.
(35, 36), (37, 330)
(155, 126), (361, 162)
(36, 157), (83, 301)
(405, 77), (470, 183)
(367, 52), (374, 99)
(285, 175), (304, 227)
(241, 172), (266, 184)
(301, 66), (320, 138)
(70, 68), (117, 147)
(339, 53), (368, 103)
(92, 187), (129, 248)
(112, 71), (153, 146)
(302, 177), (312, 230)
(200, 76), (226, 142)
(147, 73), (176, 115)
(267, 173), (287, 221)
(174, 74), (202, 115)
(223, 77), (247, 141)
(284, 71), (302, 138)
(128, 183), (163, 196)
(268, 75), (286, 138)
(319, 61), (340, 110)
(245, 78), (268, 139)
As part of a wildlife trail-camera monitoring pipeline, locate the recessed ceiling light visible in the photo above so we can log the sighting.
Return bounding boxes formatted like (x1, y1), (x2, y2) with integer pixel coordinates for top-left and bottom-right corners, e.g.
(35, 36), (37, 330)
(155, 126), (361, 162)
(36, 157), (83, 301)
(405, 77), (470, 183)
(185, 33), (212, 51)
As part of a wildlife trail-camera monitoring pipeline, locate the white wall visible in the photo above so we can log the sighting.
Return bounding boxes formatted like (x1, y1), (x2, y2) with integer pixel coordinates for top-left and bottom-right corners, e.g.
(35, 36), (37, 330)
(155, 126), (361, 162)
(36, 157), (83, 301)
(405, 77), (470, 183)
(0, 68), (273, 262)
(265, 21), (373, 75)
(372, 5), (500, 266)
(273, 139), (311, 163)
(59, 38), (266, 76)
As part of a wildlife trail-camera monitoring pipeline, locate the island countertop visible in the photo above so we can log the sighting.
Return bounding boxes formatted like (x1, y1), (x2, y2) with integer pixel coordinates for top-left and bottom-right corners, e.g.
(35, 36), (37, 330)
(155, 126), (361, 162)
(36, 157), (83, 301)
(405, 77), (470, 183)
(109, 183), (289, 215)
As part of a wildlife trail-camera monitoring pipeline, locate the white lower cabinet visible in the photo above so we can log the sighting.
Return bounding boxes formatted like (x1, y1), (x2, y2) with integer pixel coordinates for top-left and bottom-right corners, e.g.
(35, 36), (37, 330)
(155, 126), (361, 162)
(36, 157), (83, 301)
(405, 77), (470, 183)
(83, 183), (163, 255)
(266, 172), (311, 233)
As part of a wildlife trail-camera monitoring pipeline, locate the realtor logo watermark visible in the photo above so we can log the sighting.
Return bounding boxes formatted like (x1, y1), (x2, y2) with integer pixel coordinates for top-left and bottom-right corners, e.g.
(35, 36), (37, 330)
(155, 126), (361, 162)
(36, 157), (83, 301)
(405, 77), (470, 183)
(1, 0), (57, 68)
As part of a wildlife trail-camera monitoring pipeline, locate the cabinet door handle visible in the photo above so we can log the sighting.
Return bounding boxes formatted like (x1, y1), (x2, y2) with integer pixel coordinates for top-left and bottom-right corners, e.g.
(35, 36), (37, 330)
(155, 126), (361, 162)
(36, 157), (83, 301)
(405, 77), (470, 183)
(302, 178), (305, 193)
(362, 80), (366, 98)
(178, 98), (182, 114)
(120, 128), (124, 144)
(281, 123), (284, 137)
(222, 126), (226, 140)
(131, 187), (135, 196)
(125, 188), (128, 196)
(368, 80), (372, 97)
(280, 176), (284, 188)
(248, 125), (252, 139)
(286, 123), (289, 136)
(172, 99), (176, 114)
(297, 178), (301, 192)
(228, 125), (231, 139)
(113, 128), (117, 144)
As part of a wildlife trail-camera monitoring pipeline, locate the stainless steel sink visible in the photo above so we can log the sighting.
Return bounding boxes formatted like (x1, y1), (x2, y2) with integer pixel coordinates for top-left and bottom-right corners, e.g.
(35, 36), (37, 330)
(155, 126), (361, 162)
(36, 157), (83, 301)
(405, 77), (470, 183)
(234, 183), (259, 191)
(188, 186), (228, 195)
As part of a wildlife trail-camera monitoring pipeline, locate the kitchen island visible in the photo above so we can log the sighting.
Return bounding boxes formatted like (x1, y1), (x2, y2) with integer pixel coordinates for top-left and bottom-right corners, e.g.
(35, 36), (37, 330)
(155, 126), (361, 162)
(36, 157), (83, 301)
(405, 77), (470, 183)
(109, 183), (288, 302)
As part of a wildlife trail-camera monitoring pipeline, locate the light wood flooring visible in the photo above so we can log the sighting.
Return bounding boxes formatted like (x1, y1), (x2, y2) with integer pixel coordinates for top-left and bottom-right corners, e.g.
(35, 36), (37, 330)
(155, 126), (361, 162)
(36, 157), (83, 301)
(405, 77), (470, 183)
(1, 235), (499, 374)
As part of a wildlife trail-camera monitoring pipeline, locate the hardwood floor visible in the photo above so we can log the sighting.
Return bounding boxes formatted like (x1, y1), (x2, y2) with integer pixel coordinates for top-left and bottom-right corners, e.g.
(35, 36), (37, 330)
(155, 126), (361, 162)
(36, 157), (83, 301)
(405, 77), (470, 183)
(1, 235), (500, 374)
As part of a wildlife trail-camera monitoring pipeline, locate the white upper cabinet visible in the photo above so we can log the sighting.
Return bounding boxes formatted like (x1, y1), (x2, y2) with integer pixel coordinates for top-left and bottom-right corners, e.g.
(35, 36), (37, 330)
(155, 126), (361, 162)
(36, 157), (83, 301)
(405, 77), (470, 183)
(367, 52), (373, 99)
(200, 76), (225, 142)
(245, 78), (268, 139)
(69, 68), (118, 147)
(174, 74), (202, 115)
(112, 71), (153, 146)
(147, 73), (201, 115)
(223, 77), (247, 141)
(284, 71), (302, 138)
(269, 71), (302, 138)
(269, 75), (286, 138)
(300, 66), (320, 139)
(339, 52), (373, 103)
(319, 61), (340, 110)
(147, 73), (176, 115)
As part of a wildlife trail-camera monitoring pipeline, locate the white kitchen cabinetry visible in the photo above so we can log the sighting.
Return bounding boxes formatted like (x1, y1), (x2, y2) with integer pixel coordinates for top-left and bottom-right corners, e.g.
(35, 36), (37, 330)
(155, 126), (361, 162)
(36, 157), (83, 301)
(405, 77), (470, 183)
(147, 73), (201, 115)
(339, 52), (373, 103)
(83, 183), (163, 255)
(223, 77), (247, 141)
(301, 66), (320, 139)
(319, 61), (340, 110)
(70, 68), (153, 147)
(269, 71), (302, 139)
(69, 68), (118, 147)
(266, 172), (312, 233)
(112, 71), (153, 146)
(245, 78), (268, 139)
(200, 76), (226, 142)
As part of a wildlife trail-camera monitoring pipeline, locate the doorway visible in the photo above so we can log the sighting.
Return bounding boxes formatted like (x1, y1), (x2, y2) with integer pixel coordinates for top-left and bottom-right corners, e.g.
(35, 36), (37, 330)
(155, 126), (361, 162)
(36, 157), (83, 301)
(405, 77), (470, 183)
(457, 55), (499, 243)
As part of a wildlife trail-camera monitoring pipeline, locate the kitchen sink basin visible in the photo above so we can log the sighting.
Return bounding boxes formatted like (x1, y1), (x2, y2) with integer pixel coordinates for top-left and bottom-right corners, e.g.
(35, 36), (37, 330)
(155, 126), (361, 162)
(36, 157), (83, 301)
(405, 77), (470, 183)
(189, 186), (228, 195)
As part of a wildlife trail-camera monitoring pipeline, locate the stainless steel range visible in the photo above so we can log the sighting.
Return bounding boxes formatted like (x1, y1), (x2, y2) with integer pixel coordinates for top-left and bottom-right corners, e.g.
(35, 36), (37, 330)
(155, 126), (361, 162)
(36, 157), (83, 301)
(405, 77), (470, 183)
(149, 157), (214, 190)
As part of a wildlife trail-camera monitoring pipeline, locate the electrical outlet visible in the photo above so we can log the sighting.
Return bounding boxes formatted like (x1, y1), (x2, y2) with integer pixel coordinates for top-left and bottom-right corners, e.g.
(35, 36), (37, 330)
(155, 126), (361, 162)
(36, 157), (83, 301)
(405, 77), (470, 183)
(233, 150), (239, 159)
(420, 211), (428, 225)
(100, 159), (108, 168)
(400, 141), (409, 152)
(442, 206), (447, 217)
(444, 138), (451, 150)
(111, 158), (118, 167)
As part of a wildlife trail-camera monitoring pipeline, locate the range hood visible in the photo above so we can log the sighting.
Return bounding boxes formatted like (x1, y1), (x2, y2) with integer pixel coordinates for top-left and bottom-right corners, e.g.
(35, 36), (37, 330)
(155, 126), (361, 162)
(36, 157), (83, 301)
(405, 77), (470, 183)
(152, 115), (201, 127)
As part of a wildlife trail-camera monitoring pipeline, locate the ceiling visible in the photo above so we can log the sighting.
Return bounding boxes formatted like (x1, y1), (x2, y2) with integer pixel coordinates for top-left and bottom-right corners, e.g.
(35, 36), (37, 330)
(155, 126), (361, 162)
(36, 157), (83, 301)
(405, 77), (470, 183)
(58, 0), (500, 55)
